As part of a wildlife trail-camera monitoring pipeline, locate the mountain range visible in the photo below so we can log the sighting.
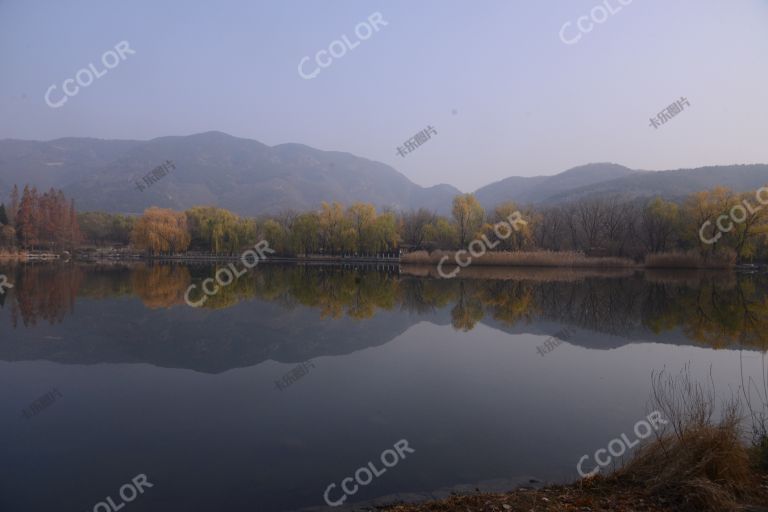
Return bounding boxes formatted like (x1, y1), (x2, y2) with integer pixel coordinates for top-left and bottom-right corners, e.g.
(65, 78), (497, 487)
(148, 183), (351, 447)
(0, 131), (765, 216)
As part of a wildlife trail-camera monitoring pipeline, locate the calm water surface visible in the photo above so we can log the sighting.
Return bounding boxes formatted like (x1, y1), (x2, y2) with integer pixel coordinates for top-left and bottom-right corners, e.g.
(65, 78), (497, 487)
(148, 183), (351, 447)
(1, 263), (766, 511)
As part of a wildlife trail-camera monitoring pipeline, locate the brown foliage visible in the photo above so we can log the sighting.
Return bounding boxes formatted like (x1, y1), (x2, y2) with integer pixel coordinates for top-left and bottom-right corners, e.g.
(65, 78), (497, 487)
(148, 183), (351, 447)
(130, 207), (191, 253)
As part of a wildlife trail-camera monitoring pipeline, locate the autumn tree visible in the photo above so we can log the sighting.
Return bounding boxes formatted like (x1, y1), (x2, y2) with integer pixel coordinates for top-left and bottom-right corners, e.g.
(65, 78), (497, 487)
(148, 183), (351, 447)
(0, 225), (14, 248)
(424, 217), (458, 249)
(261, 219), (288, 254)
(15, 186), (39, 248)
(10, 186), (81, 250)
(371, 211), (399, 252)
(451, 194), (484, 246)
(130, 207), (191, 254)
(728, 191), (768, 260)
(186, 206), (254, 253)
(318, 202), (347, 254)
(291, 212), (320, 255)
(487, 202), (532, 251)
(79, 212), (135, 246)
(639, 197), (680, 253)
(683, 187), (734, 254)
(346, 202), (377, 253)
(9, 185), (19, 226)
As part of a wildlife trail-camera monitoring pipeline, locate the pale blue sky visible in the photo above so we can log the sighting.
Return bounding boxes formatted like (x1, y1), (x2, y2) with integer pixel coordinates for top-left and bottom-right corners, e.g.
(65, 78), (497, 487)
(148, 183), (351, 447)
(1, 0), (767, 191)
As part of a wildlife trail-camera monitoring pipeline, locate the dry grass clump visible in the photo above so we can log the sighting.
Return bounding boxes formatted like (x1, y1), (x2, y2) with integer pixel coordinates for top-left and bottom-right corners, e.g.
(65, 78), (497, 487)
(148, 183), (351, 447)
(614, 366), (753, 512)
(401, 250), (636, 268)
(644, 250), (736, 269)
(383, 365), (768, 512)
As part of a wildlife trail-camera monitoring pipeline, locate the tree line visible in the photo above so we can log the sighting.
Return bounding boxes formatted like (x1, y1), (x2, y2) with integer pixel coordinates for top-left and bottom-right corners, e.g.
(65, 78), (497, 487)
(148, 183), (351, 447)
(4, 183), (767, 261)
(122, 190), (767, 262)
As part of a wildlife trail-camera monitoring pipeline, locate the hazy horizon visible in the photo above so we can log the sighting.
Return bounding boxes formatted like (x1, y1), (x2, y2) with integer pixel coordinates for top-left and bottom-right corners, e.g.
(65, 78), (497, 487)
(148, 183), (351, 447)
(2, 0), (767, 190)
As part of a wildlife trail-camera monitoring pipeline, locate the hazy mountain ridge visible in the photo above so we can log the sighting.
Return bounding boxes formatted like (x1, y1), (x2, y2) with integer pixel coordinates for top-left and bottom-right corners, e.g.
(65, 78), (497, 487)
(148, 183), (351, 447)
(0, 132), (765, 216)
(542, 164), (768, 204)
(474, 163), (640, 207)
(0, 132), (462, 216)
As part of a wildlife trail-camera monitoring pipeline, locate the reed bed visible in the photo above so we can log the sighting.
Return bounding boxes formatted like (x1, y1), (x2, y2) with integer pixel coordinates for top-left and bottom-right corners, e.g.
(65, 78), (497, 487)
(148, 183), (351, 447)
(644, 250), (736, 269)
(401, 250), (637, 268)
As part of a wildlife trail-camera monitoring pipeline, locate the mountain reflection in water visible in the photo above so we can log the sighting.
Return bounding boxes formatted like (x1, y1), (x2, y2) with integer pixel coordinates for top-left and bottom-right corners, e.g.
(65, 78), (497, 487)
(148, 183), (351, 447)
(0, 262), (765, 373)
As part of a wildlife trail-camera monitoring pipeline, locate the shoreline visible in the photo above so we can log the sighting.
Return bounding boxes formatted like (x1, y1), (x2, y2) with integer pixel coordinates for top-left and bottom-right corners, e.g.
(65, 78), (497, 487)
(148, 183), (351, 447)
(376, 474), (768, 512)
(2, 250), (765, 271)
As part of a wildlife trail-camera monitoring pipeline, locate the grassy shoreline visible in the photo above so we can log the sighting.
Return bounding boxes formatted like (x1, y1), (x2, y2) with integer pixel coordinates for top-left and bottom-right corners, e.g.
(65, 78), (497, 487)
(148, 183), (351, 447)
(381, 375), (768, 512)
(402, 250), (740, 270)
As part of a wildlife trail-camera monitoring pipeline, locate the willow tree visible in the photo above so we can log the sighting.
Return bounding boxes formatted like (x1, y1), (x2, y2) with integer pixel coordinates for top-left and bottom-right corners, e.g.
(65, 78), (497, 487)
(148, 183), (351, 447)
(346, 202), (377, 252)
(683, 187), (735, 252)
(185, 206), (254, 253)
(451, 194), (484, 246)
(318, 202), (347, 254)
(130, 207), (190, 254)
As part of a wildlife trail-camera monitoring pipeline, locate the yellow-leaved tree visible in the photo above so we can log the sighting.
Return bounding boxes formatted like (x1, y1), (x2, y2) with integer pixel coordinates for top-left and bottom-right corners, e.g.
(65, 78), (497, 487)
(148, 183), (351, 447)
(130, 207), (191, 254)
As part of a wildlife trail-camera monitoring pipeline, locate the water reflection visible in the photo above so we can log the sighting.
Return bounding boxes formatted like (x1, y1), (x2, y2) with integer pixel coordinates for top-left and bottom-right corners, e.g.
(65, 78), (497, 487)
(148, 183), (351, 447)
(1, 262), (767, 511)
(0, 262), (766, 372)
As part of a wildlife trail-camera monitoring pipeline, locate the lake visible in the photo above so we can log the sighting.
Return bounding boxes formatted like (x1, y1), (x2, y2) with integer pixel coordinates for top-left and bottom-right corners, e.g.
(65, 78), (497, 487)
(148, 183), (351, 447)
(1, 262), (766, 511)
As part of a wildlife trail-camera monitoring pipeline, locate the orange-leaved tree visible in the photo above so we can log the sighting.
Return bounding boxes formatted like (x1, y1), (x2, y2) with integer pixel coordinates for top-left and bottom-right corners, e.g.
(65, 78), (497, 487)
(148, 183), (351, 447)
(130, 207), (190, 254)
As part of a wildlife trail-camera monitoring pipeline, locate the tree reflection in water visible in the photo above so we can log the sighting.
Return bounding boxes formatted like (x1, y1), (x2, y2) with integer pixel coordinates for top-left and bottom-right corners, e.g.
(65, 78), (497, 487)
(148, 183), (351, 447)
(0, 263), (766, 350)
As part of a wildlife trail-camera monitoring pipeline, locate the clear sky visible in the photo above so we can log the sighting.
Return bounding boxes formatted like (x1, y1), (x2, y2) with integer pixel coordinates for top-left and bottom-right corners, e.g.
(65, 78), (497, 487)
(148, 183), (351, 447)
(1, 0), (767, 191)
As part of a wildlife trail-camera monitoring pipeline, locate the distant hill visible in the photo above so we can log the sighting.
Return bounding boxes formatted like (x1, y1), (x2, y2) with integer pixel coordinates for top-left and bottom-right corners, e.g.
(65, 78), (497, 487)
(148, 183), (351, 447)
(475, 162), (768, 209)
(0, 132), (461, 216)
(0, 132), (765, 215)
(475, 163), (638, 208)
(539, 164), (768, 205)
